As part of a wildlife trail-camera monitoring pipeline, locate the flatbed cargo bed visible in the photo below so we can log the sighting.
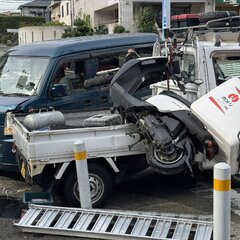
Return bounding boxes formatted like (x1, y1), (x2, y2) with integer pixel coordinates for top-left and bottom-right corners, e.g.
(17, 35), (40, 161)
(9, 110), (147, 177)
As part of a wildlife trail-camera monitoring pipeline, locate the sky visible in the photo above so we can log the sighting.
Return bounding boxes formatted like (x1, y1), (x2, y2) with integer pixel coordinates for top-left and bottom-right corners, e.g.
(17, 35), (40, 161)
(0, 0), (32, 13)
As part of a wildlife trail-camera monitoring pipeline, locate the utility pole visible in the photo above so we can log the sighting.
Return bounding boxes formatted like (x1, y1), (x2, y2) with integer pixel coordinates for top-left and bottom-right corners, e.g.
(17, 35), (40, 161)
(162, 0), (171, 40)
(70, 0), (74, 26)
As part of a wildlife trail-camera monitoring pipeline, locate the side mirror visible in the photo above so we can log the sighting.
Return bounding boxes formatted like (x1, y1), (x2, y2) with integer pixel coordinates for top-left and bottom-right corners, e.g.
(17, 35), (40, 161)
(172, 58), (181, 75)
(51, 84), (68, 98)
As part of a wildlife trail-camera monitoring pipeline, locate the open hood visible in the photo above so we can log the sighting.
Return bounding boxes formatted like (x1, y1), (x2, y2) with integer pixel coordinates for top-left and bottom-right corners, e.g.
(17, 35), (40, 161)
(110, 56), (168, 111)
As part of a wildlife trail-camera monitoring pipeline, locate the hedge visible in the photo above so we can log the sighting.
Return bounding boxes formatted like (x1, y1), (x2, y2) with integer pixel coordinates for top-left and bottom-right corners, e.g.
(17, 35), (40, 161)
(0, 16), (45, 34)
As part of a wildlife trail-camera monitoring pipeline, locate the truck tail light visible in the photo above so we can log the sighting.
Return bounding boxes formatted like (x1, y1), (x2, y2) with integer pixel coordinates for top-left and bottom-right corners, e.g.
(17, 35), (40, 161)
(4, 127), (13, 136)
(4, 112), (13, 136)
(12, 142), (16, 153)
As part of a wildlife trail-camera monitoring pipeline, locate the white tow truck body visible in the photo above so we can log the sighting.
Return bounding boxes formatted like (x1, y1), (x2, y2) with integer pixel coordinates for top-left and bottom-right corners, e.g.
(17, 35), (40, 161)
(152, 32), (240, 102)
(9, 111), (147, 178)
(151, 32), (240, 171)
(9, 109), (150, 207)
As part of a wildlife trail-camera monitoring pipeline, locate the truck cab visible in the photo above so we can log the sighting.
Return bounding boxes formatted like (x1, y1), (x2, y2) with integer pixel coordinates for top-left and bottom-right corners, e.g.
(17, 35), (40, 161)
(0, 33), (159, 171)
(152, 32), (240, 103)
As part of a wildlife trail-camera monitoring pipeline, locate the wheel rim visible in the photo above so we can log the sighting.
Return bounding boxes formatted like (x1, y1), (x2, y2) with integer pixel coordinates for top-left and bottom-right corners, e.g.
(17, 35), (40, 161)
(152, 146), (184, 165)
(73, 173), (104, 204)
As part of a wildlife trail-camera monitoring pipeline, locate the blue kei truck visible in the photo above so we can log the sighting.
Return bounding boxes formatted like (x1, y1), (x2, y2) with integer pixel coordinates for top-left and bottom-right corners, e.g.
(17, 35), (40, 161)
(0, 33), (159, 171)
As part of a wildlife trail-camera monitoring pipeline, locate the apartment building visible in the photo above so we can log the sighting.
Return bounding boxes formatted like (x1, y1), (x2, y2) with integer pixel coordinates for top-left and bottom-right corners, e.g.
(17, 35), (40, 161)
(70, 0), (240, 33)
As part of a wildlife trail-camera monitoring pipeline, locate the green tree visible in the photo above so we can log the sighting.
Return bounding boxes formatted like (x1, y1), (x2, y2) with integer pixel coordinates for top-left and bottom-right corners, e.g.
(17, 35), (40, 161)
(138, 7), (155, 32)
(62, 15), (93, 38)
(94, 23), (108, 35)
(113, 25), (126, 33)
(44, 21), (65, 26)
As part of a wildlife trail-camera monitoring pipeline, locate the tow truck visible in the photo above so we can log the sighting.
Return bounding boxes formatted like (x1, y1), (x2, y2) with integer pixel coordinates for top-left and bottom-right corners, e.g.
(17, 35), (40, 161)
(6, 15), (240, 207)
(152, 13), (240, 171)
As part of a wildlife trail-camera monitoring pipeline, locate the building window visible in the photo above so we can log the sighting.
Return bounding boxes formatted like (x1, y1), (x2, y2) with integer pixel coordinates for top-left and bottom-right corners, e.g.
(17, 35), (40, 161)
(114, 9), (118, 21)
(62, 5), (64, 17)
(30, 10), (36, 16)
(67, 3), (69, 16)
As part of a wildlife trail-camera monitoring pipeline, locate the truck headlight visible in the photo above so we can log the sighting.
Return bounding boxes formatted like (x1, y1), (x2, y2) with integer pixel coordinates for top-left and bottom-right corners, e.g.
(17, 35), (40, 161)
(4, 127), (13, 136)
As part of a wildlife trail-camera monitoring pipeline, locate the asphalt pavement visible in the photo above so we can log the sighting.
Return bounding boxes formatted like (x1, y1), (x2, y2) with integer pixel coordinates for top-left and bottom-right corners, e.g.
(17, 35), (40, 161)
(0, 168), (240, 239)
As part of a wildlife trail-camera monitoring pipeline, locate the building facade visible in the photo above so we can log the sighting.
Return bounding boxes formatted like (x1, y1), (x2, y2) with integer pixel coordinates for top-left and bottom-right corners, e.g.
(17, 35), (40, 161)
(71, 0), (240, 33)
(18, 0), (51, 21)
(49, 0), (72, 25)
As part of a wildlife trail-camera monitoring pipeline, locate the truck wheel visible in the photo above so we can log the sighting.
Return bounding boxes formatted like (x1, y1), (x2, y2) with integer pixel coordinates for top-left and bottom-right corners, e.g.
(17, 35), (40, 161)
(63, 164), (113, 208)
(146, 137), (195, 175)
(199, 11), (237, 24)
(232, 174), (240, 188)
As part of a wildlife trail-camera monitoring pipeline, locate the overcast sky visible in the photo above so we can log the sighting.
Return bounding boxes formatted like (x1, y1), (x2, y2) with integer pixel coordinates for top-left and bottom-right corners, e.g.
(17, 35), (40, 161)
(0, 0), (31, 13)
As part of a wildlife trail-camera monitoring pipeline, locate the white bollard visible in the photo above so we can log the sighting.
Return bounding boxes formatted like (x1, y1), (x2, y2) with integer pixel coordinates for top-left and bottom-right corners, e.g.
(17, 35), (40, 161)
(74, 140), (92, 209)
(213, 163), (231, 240)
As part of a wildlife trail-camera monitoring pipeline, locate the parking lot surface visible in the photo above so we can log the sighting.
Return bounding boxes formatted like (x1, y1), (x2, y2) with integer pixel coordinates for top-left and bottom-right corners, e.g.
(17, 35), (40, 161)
(0, 168), (240, 239)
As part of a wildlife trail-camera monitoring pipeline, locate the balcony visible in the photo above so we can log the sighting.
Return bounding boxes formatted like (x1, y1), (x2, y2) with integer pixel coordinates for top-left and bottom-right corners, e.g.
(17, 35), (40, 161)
(107, 0), (119, 6)
(93, 0), (119, 11)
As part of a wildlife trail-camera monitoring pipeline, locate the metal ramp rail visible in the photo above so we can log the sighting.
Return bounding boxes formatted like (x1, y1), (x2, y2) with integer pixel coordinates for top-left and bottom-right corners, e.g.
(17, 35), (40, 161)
(14, 204), (213, 240)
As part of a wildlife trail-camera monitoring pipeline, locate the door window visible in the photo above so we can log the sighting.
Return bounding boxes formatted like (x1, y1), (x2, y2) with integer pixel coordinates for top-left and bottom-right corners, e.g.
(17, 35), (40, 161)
(52, 46), (153, 95)
(180, 53), (195, 82)
(54, 61), (85, 93)
(211, 51), (240, 86)
(50, 46), (153, 110)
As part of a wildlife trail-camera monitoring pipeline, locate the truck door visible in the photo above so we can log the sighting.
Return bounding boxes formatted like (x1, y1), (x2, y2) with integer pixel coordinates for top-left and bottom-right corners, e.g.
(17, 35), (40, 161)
(89, 49), (124, 108)
(48, 52), (99, 111)
(90, 46), (154, 108)
(210, 50), (240, 87)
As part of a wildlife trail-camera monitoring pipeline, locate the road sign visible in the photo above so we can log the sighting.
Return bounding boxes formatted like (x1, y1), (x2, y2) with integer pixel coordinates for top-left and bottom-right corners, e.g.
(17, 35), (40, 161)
(162, 0), (170, 29)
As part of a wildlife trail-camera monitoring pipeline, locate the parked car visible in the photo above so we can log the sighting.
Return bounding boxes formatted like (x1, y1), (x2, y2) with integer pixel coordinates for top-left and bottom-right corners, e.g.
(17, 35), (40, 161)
(0, 33), (159, 171)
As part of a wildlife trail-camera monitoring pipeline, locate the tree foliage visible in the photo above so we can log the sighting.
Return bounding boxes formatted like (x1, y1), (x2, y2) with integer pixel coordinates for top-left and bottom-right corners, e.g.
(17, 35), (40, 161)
(62, 15), (94, 38)
(0, 16), (45, 44)
(94, 23), (108, 35)
(113, 25), (126, 33)
(138, 7), (155, 32)
(0, 16), (45, 34)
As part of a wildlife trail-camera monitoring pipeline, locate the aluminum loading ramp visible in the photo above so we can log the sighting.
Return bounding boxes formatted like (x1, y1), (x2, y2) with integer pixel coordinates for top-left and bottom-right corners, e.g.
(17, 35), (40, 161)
(14, 204), (213, 240)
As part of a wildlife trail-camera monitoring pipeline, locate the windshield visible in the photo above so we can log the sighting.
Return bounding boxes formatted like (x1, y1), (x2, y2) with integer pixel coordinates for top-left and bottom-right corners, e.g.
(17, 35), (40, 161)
(212, 52), (240, 86)
(0, 55), (49, 96)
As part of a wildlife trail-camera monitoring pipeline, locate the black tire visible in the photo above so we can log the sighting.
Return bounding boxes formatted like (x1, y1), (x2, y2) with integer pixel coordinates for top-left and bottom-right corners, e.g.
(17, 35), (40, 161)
(207, 19), (240, 28)
(63, 164), (113, 208)
(232, 174), (240, 188)
(146, 137), (195, 175)
(199, 11), (237, 24)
